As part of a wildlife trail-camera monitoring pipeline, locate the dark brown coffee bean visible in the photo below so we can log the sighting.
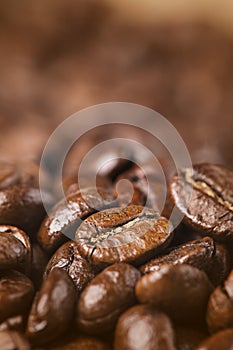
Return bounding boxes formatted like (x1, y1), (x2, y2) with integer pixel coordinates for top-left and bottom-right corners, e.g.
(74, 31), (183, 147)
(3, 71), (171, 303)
(76, 263), (141, 334)
(114, 305), (176, 350)
(140, 236), (231, 286)
(76, 205), (173, 268)
(175, 327), (207, 350)
(44, 241), (95, 293)
(0, 225), (31, 273)
(98, 157), (134, 182)
(0, 186), (53, 238)
(141, 236), (215, 274)
(27, 268), (76, 345)
(0, 315), (24, 332)
(136, 264), (213, 324)
(170, 163), (233, 240)
(196, 328), (233, 350)
(37, 187), (115, 253)
(0, 270), (34, 323)
(30, 244), (50, 290)
(0, 330), (30, 350)
(207, 270), (233, 333)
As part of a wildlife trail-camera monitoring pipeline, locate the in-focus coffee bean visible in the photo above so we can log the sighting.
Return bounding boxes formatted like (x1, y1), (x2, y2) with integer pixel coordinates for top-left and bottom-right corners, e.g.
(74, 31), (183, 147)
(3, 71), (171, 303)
(76, 205), (173, 268)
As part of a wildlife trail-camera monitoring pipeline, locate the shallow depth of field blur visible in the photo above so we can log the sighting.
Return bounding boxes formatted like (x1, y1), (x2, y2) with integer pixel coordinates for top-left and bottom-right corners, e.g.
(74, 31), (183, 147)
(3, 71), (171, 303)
(0, 0), (232, 168)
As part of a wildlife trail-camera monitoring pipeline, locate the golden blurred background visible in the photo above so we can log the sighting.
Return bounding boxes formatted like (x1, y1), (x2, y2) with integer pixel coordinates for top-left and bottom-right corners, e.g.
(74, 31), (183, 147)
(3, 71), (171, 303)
(0, 0), (232, 168)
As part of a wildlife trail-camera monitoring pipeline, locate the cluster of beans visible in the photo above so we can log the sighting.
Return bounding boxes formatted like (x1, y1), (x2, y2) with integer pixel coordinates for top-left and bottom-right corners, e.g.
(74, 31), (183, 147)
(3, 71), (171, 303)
(0, 159), (233, 350)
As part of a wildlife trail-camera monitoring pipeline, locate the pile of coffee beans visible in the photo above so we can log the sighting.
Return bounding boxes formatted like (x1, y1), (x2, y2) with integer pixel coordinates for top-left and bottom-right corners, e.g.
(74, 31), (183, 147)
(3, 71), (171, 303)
(1, 159), (233, 349)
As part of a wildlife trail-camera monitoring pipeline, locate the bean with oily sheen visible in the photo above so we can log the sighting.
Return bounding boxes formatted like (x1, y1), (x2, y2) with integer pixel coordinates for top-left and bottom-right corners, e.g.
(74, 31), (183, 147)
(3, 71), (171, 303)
(44, 241), (95, 293)
(136, 264), (213, 324)
(75, 205), (173, 269)
(170, 163), (233, 239)
(0, 185), (53, 238)
(0, 330), (30, 350)
(76, 263), (141, 334)
(27, 268), (76, 345)
(114, 305), (176, 350)
(0, 225), (31, 273)
(0, 270), (34, 323)
(37, 187), (115, 253)
(140, 236), (231, 286)
(196, 328), (233, 350)
(207, 270), (233, 333)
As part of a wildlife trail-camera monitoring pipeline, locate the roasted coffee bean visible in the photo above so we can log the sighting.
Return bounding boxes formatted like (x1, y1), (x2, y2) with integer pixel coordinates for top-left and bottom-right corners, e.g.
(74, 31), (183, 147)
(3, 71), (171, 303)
(37, 187), (115, 253)
(170, 163), (233, 240)
(0, 225), (31, 273)
(76, 263), (141, 334)
(76, 205), (173, 268)
(0, 270), (34, 323)
(44, 241), (95, 293)
(196, 328), (233, 350)
(114, 305), (176, 350)
(30, 244), (50, 290)
(98, 157), (134, 182)
(136, 264), (213, 324)
(27, 268), (76, 345)
(0, 315), (24, 332)
(140, 236), (231, 286)
(0, 186), (53, 238)
(175, 327), (207, 350)
(0, 330), (30, 350)
(207, 270), (233, 333)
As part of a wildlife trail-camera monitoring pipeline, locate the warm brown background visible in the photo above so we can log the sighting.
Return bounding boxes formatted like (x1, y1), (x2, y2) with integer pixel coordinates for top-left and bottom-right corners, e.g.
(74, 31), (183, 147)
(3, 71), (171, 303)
(0, 0), (232, 169)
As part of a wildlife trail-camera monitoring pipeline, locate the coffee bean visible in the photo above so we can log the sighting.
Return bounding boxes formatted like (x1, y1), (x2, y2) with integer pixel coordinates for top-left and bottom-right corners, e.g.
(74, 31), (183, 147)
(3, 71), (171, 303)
(0, 186), (53, 238)
(76, 263), (141, 334)
(196, 328), (233, 350)
(0, 270), (34, 323)
(76, 205), (173, 268)
(27, 268), (76, 345)
(0, 330), (30, 350)
(37, 187), (115, 253)
(141, 236), (215, 274)
(114, 305), (176, 350)
(140, 236), (231, 286)
(207, 270), (233, 333)
(136, 264), (213, 324)
(0, 225), (31, 273)
(44, 241), (95, 293)
(170, 163), (233, 240)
